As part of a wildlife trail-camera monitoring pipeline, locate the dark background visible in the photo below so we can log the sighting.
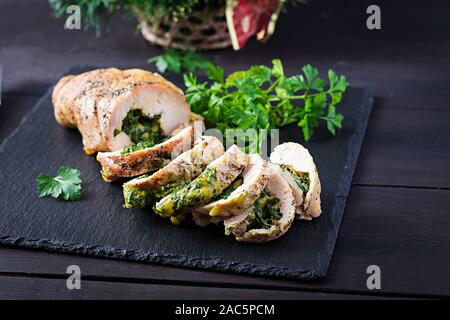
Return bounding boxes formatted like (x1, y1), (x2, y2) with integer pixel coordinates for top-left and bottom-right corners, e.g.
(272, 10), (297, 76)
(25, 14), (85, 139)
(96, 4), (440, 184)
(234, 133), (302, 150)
(0, 0), (449, 299)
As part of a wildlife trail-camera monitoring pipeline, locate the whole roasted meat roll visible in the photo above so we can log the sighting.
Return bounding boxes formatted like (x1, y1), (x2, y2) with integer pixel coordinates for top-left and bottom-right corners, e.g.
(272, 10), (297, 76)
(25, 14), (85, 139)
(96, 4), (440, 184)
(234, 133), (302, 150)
(52, 68), (191, 154)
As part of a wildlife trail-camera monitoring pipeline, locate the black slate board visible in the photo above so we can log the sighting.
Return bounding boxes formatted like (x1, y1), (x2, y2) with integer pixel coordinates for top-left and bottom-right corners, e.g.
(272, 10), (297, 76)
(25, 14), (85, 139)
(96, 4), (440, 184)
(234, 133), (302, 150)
(0, 67), (373, 280)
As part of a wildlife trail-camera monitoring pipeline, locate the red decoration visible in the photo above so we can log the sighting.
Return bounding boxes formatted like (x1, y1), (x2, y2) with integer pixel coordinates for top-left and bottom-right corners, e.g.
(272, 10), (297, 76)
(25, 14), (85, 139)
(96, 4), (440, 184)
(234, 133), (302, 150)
(226, 0), (284, 50)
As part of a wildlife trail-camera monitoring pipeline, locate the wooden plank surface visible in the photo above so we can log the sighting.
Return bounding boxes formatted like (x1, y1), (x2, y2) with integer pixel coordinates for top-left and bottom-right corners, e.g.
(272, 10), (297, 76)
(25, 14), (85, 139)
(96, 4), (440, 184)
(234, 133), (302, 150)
(0, 276), (395, 300)
(0, 0), (449, 299)
(354, 107), (450, 188)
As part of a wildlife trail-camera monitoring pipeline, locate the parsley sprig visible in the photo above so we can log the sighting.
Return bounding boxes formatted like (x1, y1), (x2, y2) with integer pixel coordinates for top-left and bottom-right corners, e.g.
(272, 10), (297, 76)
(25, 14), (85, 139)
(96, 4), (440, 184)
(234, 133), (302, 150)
(148, 48), (212, 74)
(184, 59), (348, 150)
(37, 166), (82, 201)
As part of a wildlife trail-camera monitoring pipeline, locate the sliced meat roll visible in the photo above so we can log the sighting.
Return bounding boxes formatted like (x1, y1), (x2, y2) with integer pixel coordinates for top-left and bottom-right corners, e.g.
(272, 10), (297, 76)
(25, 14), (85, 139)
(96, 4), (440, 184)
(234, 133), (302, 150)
(193, 154), (270, 225)
(52, 68), (190, 154)
(122, 136), (224, 209)
(224, 164), (296, 243)
(154, 145), (249, 220)
(97, 126), (194, 182)
(270, 142), (321, 220)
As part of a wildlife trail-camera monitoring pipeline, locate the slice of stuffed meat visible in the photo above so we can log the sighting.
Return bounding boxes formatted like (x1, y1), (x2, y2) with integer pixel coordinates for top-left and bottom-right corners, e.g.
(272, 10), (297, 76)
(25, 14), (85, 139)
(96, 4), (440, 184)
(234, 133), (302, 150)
(192, 154), (270, 226)
(270, 142), (321, 220)
(97, 126), (194, 182)
(224, 164), (296, 243)
(154, 145), (249, 223)
(122, 136), (224, 208)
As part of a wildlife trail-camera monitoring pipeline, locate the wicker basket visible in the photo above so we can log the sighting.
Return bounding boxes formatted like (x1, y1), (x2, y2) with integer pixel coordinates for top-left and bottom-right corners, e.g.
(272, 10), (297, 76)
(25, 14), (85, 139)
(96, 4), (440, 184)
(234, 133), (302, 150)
(138, 8), (232, 51)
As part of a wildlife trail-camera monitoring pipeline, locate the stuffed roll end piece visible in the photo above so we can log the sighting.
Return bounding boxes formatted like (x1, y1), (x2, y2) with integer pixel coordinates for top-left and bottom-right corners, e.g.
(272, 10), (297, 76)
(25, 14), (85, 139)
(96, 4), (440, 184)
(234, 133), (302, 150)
(52, 68), (191, 155)
(122, 135), (225, 209)
(224, 164), (296, 243)
(270, 142), (322, 220)
(154, 145), (249, 221)
(97, 125), (195, 182)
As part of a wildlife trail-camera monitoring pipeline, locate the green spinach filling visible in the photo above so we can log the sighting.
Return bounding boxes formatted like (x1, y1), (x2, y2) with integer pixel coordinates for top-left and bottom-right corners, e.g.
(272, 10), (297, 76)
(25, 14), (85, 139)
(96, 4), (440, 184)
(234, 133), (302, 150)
(151, 180), (189, 199)
(214, 177), (243, 200)
(116, 109), (167, 154)
(246, 191), (282, 230)
(154, 168), (222, 218)
(123, 187), (154, 209)
(280, 164), (310, 195)
(123, 177), (188, 209)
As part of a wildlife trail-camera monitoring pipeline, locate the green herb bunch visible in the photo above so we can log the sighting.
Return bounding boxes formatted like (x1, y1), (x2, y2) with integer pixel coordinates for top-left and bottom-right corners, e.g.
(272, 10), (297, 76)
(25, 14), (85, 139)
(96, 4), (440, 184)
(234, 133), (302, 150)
(48, 0), (306, 36)
(148, 48), (212, 74)
(130, 0), (226, 20)
(184, 59), (348, 151)
(49, 0), (119, 35)
(48, 0), (226, 35)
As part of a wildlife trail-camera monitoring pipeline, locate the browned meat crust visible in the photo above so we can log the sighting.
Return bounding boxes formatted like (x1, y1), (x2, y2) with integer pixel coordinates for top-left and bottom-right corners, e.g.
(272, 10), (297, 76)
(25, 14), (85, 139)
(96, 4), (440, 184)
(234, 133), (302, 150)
(52, 68), (189, 154)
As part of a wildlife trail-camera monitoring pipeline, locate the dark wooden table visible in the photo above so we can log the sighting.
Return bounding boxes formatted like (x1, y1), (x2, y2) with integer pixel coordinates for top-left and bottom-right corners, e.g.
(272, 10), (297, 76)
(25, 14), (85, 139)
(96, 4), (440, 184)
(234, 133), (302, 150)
(0, 0), (449, 300)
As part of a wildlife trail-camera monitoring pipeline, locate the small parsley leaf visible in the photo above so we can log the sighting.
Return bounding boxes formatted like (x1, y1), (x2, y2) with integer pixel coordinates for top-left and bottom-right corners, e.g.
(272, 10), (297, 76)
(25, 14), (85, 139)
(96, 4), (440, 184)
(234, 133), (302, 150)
(207, 65), (225, 83)
(271, 59), (284, 78)
(37, 167), (82, 201)
(148, 48), (212, 74)
(302, 64), (325, 91)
